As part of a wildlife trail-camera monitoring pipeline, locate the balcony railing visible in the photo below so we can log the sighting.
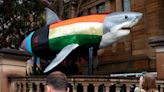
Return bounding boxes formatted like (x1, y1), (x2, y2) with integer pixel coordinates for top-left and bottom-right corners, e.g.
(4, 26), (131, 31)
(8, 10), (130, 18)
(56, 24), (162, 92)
(9, 76), (164, 92)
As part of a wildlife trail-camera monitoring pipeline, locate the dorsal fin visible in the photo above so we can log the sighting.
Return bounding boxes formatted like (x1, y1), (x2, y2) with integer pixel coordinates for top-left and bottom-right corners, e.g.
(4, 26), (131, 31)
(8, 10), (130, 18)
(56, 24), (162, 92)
(45, 8), (61, 25)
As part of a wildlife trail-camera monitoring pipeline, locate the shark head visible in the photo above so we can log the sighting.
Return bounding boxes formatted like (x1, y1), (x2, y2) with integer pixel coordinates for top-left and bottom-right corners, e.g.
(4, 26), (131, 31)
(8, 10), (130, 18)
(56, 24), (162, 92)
(99, 12), (143, 48)
(104, 12), (143, 33)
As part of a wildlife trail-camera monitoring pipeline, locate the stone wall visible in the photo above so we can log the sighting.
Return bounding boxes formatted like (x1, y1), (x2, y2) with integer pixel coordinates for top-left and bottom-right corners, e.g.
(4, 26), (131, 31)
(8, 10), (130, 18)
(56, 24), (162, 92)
(0, 48), (30, 92)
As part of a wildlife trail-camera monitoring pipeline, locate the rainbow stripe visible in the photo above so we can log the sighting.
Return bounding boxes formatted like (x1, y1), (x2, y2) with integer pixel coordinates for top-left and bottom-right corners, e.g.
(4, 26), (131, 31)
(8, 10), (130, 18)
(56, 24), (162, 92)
(48, 14), (107, 51)
(24, 32), (34, 55)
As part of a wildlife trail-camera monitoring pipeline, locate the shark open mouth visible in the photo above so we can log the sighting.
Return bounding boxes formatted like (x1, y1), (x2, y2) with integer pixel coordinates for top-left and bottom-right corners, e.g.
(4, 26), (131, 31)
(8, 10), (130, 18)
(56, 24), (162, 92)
(121, 27), (131, 30)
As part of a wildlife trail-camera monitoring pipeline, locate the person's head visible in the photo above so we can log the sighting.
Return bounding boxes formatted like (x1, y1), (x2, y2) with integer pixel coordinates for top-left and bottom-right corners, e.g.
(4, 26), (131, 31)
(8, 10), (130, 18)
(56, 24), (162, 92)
(46, 71), (69, 92)
(142, 73), (157, 91)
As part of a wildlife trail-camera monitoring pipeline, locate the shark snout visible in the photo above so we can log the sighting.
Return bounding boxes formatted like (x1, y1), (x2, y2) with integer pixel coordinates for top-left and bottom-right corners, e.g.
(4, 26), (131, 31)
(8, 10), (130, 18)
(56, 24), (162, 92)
(129, 12), (143, 27)
(135, 12), (143, 20)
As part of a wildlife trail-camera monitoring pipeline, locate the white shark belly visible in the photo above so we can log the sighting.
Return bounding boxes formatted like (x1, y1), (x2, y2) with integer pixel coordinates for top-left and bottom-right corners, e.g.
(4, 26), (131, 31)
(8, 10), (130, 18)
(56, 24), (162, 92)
(99, 30), (130, 48)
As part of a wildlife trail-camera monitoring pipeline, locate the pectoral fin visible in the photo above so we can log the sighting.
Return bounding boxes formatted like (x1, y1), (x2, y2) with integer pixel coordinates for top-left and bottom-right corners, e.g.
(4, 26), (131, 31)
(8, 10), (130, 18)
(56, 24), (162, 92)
(44, 44), (79, 73)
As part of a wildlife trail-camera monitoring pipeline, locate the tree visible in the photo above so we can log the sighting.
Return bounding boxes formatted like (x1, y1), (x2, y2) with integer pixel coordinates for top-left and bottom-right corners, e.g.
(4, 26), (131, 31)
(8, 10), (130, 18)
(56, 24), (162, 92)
(0, 0), (85, 49)
(40, 0), (64, 19)
(0, 0), (45, 48)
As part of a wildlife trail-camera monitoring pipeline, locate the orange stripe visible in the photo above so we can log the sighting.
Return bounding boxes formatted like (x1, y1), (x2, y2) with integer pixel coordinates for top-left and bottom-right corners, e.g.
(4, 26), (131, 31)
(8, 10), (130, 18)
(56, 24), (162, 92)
(50, 14), (107, 29)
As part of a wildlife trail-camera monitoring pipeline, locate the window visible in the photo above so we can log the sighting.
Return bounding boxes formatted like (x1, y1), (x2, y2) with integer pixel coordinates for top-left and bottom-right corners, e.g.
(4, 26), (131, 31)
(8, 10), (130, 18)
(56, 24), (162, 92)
(64, 8), (69, 19)
(96, 2), (105, 13)
(88, 8), (91, 15)
(77, 11), (84, 17)
(123, 0), (131, 11)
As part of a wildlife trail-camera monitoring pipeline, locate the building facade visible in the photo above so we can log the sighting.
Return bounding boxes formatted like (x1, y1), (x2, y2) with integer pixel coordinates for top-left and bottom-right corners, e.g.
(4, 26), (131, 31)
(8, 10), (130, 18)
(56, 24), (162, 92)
(63, 0), (164, 75)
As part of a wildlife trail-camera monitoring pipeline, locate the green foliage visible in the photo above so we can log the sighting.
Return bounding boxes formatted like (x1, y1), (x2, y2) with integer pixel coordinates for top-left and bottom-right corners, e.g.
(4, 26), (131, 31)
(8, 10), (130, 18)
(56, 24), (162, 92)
(0, 0), (45, 48)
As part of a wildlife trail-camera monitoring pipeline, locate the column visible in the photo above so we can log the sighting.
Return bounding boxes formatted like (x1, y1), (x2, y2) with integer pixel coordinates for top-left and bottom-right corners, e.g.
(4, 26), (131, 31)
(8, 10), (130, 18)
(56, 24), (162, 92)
(43, 83), (46, 92)
(9, 82), (16, 92)
(126, 84), (131, 92)
(73, 83), (77, 92)
(15, 83), (19, 92)
(159, 84), (163, 92)
(36, 83), (41, 92)
(18, 83), (22, 92)
(104, 84), (110, 92)
(116, 84), (121, 92)
(93, 84), (99, 92)
(83, 83), (88, 92)
(29, 83), (33, 92)
(23, 82), (27, 92)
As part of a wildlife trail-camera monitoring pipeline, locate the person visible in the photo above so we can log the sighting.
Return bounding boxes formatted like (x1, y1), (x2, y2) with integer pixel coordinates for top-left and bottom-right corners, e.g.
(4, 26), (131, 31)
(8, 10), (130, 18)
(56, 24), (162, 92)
(134, 73), (158, 92)
(134, 75), (145, 92)
(46, 71), (70, 92)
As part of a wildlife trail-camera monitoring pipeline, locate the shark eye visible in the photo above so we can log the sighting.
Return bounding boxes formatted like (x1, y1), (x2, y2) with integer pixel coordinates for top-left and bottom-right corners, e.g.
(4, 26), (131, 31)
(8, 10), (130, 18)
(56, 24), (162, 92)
(125, 15), (128, 19)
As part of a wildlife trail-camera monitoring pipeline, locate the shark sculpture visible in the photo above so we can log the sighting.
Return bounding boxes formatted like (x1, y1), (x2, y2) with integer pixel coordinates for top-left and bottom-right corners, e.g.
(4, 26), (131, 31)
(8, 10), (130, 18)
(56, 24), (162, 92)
(21, 8), (142, 73)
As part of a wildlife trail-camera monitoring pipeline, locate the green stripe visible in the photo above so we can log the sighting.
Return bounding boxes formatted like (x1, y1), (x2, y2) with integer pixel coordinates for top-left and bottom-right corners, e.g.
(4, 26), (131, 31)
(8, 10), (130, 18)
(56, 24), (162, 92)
(49, 34), (102, 51)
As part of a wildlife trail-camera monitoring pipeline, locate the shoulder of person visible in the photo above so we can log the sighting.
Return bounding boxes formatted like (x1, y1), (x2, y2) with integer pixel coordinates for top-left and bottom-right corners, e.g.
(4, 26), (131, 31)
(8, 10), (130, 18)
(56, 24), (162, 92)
(134, 87), (139, 92)
(134, 87), (146, 92)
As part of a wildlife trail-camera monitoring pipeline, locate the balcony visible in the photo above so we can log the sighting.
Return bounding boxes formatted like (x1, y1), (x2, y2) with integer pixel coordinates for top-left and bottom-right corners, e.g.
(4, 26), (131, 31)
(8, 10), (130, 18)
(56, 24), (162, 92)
(9, 76), (164, 92)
